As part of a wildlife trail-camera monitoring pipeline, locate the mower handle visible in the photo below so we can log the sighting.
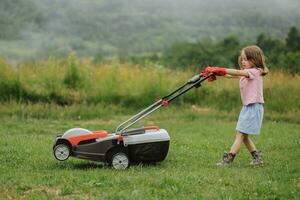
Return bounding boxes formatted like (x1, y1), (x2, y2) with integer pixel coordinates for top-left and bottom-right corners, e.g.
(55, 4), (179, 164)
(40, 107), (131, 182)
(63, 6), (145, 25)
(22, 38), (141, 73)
(160, 72), (213, 104)
(115, 73), (213, 134)
(187, 74), (201, 84)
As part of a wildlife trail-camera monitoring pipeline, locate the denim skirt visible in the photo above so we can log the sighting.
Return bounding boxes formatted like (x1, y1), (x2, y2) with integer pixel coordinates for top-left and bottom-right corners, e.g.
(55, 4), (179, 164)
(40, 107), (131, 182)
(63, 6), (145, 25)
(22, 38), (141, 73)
(236, 103), (264, 135)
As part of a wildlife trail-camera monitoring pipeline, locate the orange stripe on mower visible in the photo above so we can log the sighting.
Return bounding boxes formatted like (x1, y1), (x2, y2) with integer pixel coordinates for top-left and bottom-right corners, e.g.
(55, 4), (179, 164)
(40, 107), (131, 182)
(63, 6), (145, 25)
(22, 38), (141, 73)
(144, 126), (160, 131)
(68, 130), (108, 146)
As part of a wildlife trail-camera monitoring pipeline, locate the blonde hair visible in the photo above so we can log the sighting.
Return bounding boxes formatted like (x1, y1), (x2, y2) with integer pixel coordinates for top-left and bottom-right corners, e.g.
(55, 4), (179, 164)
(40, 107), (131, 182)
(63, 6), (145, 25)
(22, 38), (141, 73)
(238, 45), (269, 76)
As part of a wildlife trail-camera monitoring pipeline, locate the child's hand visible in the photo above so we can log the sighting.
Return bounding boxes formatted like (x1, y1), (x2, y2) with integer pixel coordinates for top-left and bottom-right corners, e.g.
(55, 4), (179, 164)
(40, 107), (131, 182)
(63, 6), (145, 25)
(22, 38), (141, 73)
(208, 75), (217, 82)
(200, 67), (218, 82)
(199, 70), (217, 82)
(204, 67), (227, 76)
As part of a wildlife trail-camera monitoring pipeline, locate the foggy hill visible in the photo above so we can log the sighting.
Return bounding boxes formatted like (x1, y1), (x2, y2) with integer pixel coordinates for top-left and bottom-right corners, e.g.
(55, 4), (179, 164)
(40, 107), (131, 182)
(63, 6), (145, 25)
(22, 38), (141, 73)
(1, 0), (300, 61)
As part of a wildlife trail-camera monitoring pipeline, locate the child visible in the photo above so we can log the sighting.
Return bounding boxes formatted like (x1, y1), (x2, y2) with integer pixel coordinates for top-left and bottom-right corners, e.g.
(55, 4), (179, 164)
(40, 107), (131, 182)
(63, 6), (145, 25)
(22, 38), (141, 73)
(203, 45), (269, 166)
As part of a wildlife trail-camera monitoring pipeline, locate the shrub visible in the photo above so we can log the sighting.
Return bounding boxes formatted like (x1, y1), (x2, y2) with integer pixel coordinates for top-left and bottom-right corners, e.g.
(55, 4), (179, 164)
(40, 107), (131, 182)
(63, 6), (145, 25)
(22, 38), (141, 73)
(63, 53), (83, 89)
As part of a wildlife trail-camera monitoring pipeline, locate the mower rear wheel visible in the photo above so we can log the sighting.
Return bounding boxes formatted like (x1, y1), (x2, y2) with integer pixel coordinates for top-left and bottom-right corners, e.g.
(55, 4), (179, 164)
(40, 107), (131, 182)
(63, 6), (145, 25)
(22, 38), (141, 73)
(54, 144), (70, 161)
(107, 147), (130, 170)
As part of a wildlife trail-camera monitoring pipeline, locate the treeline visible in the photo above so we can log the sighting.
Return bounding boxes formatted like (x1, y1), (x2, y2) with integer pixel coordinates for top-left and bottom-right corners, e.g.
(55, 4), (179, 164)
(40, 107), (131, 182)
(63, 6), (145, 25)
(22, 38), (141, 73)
(127, 27), (300, 73)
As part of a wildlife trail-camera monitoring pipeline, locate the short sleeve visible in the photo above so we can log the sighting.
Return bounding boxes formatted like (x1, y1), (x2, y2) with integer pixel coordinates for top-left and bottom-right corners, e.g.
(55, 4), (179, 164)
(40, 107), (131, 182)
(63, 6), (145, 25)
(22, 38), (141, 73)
(245, 68), (260, 79)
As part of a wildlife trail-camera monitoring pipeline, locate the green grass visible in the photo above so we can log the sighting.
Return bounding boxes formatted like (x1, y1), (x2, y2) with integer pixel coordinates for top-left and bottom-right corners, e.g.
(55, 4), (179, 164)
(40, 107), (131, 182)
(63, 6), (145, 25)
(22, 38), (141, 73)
(0, 105), (299, 199)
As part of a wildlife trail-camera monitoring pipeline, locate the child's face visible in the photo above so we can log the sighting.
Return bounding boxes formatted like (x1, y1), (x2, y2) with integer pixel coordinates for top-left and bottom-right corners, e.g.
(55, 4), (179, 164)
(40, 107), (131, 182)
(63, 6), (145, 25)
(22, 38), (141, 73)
(241, 55), (252, 69)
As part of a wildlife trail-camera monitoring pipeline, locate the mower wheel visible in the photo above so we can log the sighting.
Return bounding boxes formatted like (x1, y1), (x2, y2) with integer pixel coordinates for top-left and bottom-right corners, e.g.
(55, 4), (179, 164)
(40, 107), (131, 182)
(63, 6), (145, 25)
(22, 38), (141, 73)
(107, 147), (130, 170)
(54, 144), (70, 161)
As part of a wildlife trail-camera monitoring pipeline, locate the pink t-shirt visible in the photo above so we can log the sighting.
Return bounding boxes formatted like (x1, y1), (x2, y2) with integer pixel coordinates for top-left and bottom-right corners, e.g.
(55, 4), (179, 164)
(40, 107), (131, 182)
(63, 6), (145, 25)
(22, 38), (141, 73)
(239, 68), (264, 105)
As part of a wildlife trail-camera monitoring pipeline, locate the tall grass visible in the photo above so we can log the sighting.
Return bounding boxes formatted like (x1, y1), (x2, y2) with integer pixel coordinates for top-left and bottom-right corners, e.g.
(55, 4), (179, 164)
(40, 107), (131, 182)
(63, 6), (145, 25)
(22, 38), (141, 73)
(0, 57), (299, 116)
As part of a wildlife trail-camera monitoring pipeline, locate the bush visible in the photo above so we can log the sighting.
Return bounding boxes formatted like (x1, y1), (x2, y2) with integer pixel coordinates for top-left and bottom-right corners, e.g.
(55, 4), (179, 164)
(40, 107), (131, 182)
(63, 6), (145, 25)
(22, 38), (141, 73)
(284, 52), (300, 74)
(63, 54), (83, 89)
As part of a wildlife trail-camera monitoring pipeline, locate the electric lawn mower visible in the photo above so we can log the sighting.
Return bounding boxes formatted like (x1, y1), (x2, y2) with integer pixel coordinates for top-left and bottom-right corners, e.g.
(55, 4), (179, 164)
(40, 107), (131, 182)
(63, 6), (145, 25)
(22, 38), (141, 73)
(53, 72), (213, 169)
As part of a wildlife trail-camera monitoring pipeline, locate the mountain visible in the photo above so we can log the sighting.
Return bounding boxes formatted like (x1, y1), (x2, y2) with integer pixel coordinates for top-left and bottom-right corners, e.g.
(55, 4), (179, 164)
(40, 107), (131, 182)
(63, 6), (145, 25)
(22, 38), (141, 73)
(1, 0), (300, 61)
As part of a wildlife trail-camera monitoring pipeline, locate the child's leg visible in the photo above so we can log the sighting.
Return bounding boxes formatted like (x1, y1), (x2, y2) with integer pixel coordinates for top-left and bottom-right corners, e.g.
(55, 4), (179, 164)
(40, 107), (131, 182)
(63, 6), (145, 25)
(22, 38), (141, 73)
(229, 132), (246, 154)
(243, 134), (257, 152)
(217, 132), (245, 166)
(243, 134), (263, 165)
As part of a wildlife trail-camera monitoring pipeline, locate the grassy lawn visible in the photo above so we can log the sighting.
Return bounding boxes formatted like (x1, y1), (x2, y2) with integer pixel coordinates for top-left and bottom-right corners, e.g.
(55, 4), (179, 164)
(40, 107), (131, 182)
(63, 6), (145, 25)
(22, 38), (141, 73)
(0, 106), (299, 199)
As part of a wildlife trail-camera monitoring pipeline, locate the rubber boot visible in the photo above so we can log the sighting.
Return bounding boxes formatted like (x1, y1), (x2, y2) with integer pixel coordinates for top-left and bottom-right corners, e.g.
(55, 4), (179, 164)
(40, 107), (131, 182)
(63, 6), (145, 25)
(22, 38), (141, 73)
(250, 150), (263, 166)
(216, 152), (236, 166)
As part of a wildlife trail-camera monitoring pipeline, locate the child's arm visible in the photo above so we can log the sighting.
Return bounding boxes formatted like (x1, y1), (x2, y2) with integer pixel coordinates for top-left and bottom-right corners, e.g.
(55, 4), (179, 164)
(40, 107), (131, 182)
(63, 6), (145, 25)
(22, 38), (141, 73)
(224, 74), (239, 78)
(225, 69), (249, 77)
(202, 67), (249, 78)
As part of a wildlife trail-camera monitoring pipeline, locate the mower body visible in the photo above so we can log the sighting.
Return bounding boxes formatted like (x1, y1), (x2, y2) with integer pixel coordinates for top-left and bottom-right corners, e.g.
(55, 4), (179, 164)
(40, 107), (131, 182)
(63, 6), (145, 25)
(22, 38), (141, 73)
(53, 126), (170, 168)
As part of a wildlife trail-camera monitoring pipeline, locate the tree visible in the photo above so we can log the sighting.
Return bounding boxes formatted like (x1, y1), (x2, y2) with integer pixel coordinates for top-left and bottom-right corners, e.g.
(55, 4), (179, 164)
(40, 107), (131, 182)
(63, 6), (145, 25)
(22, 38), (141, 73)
(284, 52), (300, 74)
(256, 33), (285, 68)
(286, 27), (300, 52)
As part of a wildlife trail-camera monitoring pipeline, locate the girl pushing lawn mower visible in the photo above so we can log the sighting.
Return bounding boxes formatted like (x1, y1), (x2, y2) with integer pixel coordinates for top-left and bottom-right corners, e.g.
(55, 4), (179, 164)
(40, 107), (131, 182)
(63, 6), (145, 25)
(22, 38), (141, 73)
(202, 45), (269, 166)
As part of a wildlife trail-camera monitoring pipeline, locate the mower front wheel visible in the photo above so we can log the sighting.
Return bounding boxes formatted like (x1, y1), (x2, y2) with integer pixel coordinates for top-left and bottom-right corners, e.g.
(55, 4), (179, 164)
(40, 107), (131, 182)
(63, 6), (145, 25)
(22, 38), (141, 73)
(107, 147), (130, 170)
(54, 144), (70, 161)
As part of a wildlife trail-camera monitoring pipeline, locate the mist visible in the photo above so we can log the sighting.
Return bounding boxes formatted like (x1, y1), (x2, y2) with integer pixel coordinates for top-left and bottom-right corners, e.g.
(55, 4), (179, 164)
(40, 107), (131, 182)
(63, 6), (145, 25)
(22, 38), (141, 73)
(1, 0), (300, 62)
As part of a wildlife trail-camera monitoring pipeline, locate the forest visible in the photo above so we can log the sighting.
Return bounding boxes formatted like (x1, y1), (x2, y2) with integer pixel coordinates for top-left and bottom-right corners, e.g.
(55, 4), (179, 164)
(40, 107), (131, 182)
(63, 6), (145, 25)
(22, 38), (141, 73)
(129, 27), (300, 73)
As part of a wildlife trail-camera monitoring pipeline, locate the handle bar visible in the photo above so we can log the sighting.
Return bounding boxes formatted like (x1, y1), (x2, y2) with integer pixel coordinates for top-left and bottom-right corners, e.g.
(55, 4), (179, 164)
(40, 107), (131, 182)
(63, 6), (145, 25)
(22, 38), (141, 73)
(115, 73), (213, 134)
